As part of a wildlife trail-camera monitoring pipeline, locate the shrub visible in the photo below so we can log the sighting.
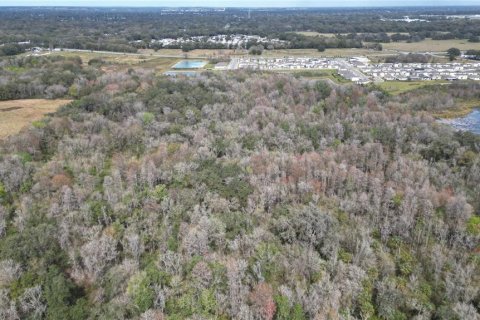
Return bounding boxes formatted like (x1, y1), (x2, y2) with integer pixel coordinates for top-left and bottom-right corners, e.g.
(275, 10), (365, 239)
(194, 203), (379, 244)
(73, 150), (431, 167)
(127, 271), (154, 313)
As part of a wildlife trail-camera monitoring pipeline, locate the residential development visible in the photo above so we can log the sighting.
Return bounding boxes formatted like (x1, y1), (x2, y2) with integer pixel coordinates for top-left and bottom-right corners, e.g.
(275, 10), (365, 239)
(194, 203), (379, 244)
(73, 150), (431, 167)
(145, 34), (288, 49)
(227, 57), (480, 83)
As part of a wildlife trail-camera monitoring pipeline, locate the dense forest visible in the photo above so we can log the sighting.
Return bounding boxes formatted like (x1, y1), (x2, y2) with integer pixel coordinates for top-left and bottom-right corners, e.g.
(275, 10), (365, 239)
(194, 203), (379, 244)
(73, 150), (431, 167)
(0, 54), (479, 319)
(1, 7), (480, 53)
(0, 56), (96, 100)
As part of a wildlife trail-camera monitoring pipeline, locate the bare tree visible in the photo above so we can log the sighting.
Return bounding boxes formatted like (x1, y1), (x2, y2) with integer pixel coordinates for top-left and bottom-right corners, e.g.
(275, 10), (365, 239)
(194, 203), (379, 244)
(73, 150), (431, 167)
(19, 285), (45, 320)
(0, 260), (22, 287)
(0, 289), (19, 320)
(0, 205), (6, 238)
(80, 234), (118, 281)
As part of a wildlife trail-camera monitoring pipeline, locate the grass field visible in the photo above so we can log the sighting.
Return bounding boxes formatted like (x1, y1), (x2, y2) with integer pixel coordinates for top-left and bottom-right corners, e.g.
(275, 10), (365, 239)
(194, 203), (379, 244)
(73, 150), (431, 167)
(49, 49), (239, 73)
(135, 57), (181, 74)
(144, 47), (391, 59)
(295, 32), (410, 37)
(278, 69), (349, 83)
(295, 32), (338, 37)
(380, 39), (480, 52)
(376, 80), (449, 95)
(138, 48), (241, 58)
(51, 51), (152, 65)
(259, 48), (389, 58)
(0, 99), (71, 139)
(50, 51), (180, 73)
(292, 35), (480, 55)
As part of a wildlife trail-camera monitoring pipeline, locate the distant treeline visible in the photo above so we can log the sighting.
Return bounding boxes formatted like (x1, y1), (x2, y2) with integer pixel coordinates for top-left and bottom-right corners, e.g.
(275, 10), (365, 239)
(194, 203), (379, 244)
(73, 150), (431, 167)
(1, 7), (480, 54)
(384, 53), (438, 63)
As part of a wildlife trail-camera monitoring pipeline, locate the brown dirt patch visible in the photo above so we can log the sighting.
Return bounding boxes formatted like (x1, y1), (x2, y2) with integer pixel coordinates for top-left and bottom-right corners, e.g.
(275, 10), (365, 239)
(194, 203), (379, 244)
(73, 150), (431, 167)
(0, 99), (71, 139)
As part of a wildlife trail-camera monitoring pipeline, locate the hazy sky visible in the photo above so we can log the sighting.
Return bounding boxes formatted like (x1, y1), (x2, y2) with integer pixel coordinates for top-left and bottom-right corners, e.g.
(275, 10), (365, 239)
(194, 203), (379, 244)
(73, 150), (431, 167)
(2, 0), (480, 7)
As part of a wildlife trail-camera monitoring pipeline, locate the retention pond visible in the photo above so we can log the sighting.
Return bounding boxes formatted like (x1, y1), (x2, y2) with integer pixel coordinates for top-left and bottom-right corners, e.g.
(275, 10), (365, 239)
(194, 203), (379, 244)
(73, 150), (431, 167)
(172, 60), (207, 69)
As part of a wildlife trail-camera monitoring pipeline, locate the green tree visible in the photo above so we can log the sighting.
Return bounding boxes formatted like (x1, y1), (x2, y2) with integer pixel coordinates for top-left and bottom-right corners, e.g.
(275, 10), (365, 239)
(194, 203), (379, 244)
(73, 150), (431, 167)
(447, 47), (461, 61)
(200, 289), (217, 315)
(142, 112), (155, 125)
(314, 80), (332, 99)
(274, 295), (290, 320)
(468, 35), (480, 43)
(44, 268), (87, 320)
(0, 182), (6, 199)
(291, 303), (306, 320)
(127, 271), (154, 313)
(0, 44), (23, 56)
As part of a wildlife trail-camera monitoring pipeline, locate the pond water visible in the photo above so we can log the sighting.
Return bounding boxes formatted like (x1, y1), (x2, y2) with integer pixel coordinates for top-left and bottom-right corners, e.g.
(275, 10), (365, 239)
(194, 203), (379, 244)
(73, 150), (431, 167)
(438, 108), (480, 134)
(172, 60), (207, 69)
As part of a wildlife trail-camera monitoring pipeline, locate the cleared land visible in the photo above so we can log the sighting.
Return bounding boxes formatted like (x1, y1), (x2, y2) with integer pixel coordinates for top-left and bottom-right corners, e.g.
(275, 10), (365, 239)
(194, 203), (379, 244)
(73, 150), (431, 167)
(138, 48), (240, 58)
(376, 80), (449, 95)
(279, 69), (349, 84)
(380, 39), (480, 52)
(144, 48), (389, 59)
(259, 48), (388, 58)
(296, 32), (410, 37)
(49, 51), (180, 74)
(0, 99), (71, 139)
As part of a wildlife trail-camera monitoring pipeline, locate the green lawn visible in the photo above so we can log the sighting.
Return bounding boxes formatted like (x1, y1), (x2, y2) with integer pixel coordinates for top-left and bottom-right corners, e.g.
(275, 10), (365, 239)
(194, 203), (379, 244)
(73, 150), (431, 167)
(380, 38), (480, 52)
(376, 80), (448, 95)
(280, 69), (350, 83)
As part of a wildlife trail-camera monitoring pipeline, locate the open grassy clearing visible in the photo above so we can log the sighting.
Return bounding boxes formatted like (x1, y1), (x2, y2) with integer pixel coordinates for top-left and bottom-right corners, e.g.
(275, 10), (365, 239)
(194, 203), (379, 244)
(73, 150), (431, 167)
(295, 31), (410, 37)
(278, 69), (349, 83)
(144, 48), (389, 59)
(48, 51), (181, 73)
(259, 48), (386, 58)
(380, 39), (480, 52)
(0, 99), (71, 139)
(50, 51), (148, 65)
(295, 32), (338, 37)
(144, 48), (391, 59)
(376, 80), (449, 95)
(134, 57), (182, 74)
(138, 48), (242, 58)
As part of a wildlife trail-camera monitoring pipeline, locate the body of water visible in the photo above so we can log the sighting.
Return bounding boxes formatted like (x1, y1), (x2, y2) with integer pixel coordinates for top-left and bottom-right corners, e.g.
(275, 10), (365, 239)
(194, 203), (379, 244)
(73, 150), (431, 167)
(172, 60), (207, 69)
(438, 108), (480, 134)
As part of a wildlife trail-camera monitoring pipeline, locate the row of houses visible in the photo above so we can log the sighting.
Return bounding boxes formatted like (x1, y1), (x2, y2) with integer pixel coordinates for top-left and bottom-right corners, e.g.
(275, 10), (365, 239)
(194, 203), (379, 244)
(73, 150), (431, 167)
(359, 62), (480, 81)
(230, 57), (480, 83)
(146, 34), (288, 48)
(232, 57), (372, 83)
(234, 57), (344, 70)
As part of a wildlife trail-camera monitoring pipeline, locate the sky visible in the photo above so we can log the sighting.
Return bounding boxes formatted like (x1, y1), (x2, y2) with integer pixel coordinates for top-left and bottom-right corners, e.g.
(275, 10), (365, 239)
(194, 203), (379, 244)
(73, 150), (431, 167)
(1, 0), (480, 7)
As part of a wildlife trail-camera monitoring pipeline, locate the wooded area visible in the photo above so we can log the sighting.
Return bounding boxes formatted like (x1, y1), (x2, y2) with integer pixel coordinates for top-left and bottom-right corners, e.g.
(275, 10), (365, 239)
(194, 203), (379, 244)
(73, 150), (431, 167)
(1, 7), (480, 54)
(0, 50), (479, 319)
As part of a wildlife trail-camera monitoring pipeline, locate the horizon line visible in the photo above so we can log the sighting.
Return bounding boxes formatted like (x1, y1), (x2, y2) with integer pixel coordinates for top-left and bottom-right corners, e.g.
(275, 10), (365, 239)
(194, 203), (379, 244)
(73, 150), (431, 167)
(1, 5), (480, 8)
